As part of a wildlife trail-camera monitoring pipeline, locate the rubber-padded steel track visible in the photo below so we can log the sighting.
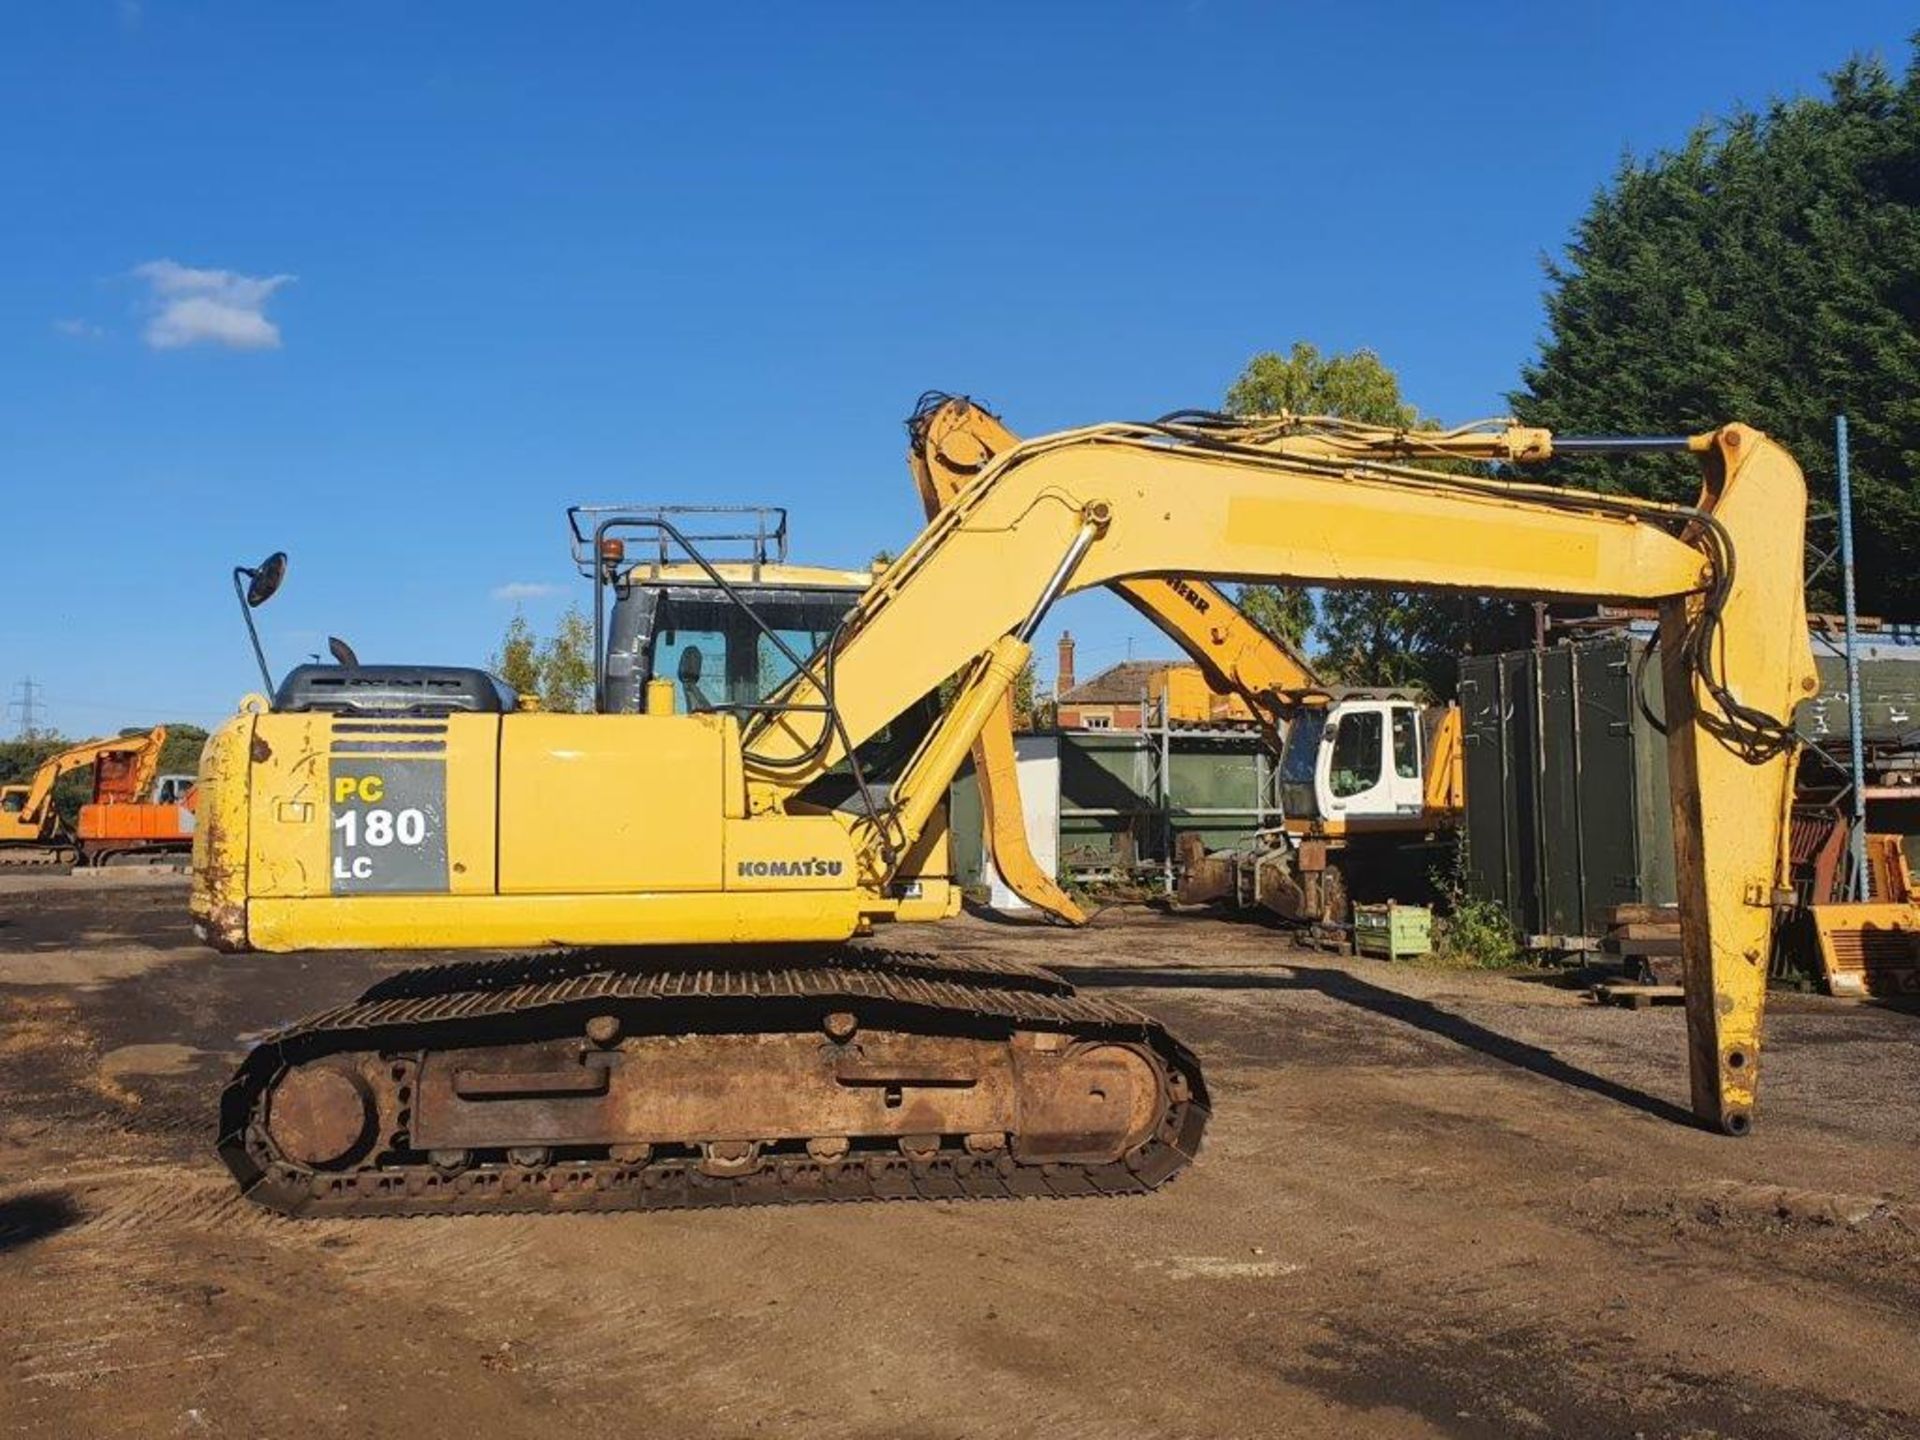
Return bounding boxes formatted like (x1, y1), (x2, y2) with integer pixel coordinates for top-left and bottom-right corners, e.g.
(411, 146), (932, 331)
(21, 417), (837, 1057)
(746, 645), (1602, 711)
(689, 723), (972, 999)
(220, 947), (1209, 1218)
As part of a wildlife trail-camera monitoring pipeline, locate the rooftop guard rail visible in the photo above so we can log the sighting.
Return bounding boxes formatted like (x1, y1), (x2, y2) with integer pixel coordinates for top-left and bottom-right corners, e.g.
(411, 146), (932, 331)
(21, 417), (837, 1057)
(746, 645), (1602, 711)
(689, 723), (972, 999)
(567, 504), (789, 580)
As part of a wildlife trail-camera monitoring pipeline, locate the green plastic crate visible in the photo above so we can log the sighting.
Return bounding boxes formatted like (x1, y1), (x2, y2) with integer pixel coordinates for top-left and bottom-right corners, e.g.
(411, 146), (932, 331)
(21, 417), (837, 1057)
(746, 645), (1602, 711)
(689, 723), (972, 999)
(1353, 902), (1432, 960)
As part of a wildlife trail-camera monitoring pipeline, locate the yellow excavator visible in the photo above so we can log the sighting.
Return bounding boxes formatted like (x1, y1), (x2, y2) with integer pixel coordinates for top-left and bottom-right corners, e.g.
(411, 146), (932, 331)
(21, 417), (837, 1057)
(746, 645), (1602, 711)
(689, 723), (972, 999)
(194, 401), (1812, 1217)
(1, 727), (169, 866)
(908, 394), (1464, 927)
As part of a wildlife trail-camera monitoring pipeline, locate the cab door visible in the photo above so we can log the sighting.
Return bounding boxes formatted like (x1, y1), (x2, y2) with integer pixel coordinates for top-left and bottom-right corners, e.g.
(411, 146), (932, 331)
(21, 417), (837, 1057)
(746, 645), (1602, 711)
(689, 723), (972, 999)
(1316, 701), (1425, 821)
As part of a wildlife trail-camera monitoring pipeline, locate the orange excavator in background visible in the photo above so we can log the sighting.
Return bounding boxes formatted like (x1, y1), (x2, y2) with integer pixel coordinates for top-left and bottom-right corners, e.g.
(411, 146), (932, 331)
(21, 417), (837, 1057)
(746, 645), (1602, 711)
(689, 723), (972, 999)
(908, 394), (1464, 928)
(77, 764), (198, 866)
(0, 726), (195, 867)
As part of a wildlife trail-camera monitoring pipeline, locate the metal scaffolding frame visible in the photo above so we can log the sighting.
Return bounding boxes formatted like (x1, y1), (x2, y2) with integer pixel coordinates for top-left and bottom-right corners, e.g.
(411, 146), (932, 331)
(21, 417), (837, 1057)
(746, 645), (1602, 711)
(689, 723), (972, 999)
(1056, 685), (1279, 886)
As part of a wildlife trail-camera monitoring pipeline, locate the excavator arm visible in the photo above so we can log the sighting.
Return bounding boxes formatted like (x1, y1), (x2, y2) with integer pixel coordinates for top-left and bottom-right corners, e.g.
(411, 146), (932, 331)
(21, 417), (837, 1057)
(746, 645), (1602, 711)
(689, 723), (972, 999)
(907, 397), (1090, 924)
(125, 725), (169, 802)
(752, 410), (1814, 1135)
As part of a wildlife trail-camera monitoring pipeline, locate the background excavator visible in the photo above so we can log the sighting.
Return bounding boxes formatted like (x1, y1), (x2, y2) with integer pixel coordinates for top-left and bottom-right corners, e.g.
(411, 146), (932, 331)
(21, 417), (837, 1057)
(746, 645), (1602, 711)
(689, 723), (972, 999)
(76, 763), (198, 866)
(0, 726), (187, 866)
(192, 398), (1811, 1218)
(907, 394), (1464, 929)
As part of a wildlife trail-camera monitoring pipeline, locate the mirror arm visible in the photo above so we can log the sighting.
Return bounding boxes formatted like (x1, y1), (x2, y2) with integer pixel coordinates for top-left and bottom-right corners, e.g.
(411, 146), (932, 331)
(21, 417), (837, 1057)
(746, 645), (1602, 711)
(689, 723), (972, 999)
(233, 566), (276, 696)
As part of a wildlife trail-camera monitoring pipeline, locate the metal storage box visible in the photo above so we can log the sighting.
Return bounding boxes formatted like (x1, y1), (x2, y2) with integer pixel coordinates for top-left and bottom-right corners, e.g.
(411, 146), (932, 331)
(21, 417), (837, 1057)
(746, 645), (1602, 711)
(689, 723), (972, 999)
(1353, 902), (1433, 960)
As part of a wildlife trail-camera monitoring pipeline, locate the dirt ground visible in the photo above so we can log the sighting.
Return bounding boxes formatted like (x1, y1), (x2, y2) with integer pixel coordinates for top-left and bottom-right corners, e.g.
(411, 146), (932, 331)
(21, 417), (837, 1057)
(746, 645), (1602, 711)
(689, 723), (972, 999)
(0, 873), (1915, 1439)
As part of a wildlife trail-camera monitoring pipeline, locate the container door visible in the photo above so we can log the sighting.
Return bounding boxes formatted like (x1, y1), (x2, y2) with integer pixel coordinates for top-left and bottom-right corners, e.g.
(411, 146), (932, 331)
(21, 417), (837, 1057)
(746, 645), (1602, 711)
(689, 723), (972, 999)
(1537, 645), (1584, 937)
(1458, 655), (1514, 921)
(1570, 637), (1654, 931)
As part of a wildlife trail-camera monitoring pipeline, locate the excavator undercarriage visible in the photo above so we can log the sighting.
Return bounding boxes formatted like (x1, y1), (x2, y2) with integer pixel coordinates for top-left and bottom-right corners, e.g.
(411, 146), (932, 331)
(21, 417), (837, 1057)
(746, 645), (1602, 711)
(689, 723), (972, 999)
(221, 947), (1206, 1216)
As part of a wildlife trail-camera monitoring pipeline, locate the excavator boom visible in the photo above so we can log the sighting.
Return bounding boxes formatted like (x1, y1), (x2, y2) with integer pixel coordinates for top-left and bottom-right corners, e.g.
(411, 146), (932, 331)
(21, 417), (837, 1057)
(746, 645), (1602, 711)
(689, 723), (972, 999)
(917, 397), (1479, 920)
(913, 394), (1324, 736)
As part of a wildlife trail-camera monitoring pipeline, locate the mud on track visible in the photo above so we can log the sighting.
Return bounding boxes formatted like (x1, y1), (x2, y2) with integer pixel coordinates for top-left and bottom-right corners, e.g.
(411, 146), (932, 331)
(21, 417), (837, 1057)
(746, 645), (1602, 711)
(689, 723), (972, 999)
(2, 876), (1916, 1439)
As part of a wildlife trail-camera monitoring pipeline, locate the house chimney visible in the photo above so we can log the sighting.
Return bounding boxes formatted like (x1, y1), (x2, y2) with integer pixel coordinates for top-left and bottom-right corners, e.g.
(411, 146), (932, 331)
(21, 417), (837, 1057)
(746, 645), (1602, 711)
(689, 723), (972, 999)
(1057, 631), (1076, 697)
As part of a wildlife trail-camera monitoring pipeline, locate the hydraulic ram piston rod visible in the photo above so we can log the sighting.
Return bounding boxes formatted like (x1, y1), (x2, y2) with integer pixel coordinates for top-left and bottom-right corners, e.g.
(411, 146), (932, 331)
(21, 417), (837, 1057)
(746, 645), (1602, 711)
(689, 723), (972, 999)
(1015, 508), (1108, 643)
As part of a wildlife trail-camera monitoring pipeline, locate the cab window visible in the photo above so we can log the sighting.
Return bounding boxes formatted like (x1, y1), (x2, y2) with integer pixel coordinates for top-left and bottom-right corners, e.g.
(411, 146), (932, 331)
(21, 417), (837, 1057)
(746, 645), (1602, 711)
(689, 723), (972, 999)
(756, 627), (835, 701)
(1279, 711), (1325, 785)
(1392, 707), (1420, 780)
(654, 627), (729, 713)
(1329, 710), (1383, 798)
(1277, 709), (1327, 818)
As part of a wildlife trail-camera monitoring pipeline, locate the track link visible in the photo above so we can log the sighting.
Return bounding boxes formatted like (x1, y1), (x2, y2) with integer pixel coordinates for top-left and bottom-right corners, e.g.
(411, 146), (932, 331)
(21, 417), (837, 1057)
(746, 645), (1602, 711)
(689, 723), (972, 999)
(220, 948), (1208, 1218)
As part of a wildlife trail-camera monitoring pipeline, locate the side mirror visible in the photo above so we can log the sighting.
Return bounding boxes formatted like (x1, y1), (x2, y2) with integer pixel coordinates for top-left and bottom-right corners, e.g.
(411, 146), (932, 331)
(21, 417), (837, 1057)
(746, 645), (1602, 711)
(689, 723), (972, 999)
(677, 646), (704, 686)
(244, 551), (288, 608)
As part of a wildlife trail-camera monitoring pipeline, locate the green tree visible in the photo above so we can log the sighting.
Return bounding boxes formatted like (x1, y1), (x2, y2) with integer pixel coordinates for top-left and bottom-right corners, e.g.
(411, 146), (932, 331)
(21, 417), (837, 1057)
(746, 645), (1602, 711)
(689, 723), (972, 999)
(1233, 584), (1315, 653)
(489, 606), (594, 711)
(1226, 341), (1417, 425)
(536, 605), (596, 713)
(490, 612), (543, 699)
(1227, 342), (1419, 656)
(1010, 655), (1040, 731)
(1314, 590), (1521, 690)
(1515, 46), (1920, 618)
(157, 724), (209, 781)
(0, 735), (67, 788)
(1224, 343), (1521, 688)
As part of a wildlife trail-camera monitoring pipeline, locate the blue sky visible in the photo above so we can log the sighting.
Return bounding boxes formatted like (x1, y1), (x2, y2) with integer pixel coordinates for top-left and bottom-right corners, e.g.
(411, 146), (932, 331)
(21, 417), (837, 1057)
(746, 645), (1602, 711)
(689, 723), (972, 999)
(3, 2), (1914, 736)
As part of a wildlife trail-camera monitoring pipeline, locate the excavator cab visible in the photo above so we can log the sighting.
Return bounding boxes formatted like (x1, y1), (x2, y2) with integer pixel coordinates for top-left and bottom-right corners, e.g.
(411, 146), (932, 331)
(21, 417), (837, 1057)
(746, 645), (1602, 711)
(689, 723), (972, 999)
(575, 504), (937, 799)
(573, 504), (872, 718)
(614, 579), (849, 715)
(1277, 692), (1430, 830)
(153, 775), (197, 806)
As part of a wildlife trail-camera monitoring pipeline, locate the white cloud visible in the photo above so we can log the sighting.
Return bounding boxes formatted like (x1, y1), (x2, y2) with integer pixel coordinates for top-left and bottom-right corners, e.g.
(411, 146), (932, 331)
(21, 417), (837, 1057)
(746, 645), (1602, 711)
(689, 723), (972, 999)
(53, 318), (104, 339)
(492, 582), (563, 602)
(133, 258), (294, 351)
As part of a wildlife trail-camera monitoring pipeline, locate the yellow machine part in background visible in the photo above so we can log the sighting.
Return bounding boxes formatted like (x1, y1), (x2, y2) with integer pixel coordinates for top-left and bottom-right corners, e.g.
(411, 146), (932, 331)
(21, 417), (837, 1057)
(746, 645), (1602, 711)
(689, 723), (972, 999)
(1147, 665), (1259, 726)
(1808, 833), (1920, 998)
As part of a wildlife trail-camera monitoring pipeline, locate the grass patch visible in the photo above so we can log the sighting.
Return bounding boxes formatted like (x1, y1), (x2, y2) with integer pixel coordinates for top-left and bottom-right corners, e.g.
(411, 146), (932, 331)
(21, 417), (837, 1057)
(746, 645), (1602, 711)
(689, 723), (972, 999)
(1420, 851), (1526, 970)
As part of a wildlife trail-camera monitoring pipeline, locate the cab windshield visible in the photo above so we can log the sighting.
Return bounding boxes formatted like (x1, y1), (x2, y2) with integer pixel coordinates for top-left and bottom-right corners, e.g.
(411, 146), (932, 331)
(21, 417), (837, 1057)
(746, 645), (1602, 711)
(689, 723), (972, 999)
(1277, 709), (1327, 819)
(648, 593), (841, 715)
(629, 584), (935, 800)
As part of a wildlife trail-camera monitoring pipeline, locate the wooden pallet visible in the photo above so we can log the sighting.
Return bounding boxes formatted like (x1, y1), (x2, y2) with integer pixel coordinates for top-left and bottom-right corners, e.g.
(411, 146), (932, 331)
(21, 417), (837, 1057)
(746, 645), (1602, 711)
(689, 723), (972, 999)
(1591, 981), (1685, 1010)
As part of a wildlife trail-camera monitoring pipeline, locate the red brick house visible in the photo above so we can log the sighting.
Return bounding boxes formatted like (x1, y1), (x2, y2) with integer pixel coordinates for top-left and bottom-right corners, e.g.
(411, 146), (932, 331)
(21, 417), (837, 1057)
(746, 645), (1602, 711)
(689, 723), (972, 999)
(1053, 632), (1162, 730)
